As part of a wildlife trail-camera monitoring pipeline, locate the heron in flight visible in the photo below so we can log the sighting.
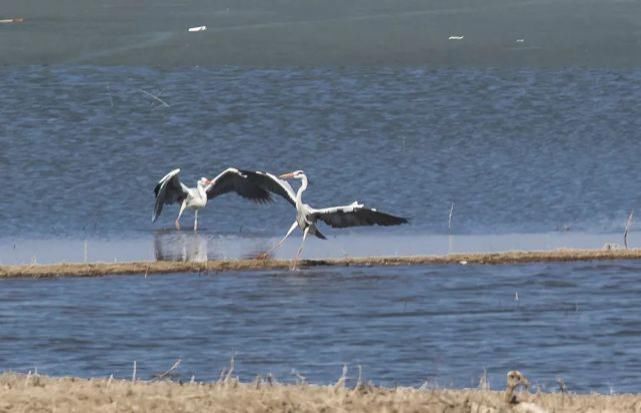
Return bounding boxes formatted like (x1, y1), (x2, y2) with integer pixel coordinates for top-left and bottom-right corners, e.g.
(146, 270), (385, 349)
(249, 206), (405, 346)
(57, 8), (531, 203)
(153, 168), (279, 231)
(253, 170), (408, 268)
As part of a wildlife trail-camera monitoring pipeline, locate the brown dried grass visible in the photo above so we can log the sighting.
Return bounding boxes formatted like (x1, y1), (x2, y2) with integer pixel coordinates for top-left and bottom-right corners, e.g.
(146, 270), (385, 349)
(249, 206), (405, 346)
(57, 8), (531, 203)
(1, 248), (641, 279)
(0, 373), (638, 413)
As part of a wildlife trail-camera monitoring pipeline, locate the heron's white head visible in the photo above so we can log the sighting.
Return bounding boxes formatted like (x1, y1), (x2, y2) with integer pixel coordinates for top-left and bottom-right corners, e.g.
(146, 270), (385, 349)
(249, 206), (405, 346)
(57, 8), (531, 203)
(198, 177), (210, 187)
(279, 170), (305, 180)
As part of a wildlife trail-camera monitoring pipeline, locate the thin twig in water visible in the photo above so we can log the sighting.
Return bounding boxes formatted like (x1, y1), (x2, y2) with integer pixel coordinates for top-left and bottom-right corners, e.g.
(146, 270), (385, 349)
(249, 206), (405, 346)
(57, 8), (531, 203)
(448, 202), (455, 231)
(152, 358), (182, 381)
(355, 365), (363, 389)
(479, 368), (490, 390)
(217, 367), (227, 384)
(224, 355), (235, 383)
(334, 364), (348, 391)
(138, 88), (170, 107)
(557, 377), (567, 393)
(624, 210), (634, 249)
(291, 369), (306, 385)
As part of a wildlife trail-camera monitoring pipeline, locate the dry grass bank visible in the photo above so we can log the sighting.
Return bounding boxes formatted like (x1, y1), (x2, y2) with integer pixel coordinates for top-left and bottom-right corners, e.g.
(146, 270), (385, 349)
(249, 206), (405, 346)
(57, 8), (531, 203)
(1, 248), (641, 279)
(0, 372), (638, 413)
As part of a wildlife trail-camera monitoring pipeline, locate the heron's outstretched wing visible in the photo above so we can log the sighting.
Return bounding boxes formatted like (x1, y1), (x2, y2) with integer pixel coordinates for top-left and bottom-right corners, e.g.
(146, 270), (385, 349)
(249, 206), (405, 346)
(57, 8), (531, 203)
(205, 168), (277, 203)
(310, 202), (408, 228)
(245, 170), (297, 206)
(153, 169), (189, 222)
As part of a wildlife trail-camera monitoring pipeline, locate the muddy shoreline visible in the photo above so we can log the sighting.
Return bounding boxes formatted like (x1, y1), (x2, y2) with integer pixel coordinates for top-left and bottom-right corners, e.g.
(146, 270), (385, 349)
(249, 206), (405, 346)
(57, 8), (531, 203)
(1, 248), (640, 278)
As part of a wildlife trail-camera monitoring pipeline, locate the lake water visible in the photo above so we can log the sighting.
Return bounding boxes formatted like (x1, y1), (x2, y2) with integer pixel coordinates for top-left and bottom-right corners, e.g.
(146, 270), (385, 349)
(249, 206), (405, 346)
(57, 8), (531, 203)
(2, 66), (641, 239)
(1, 262), (641, 393)
(2, 65), (641, 392)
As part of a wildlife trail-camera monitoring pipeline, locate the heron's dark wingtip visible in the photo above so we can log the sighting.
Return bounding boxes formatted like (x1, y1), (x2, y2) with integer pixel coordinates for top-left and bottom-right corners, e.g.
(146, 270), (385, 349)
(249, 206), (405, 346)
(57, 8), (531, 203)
(252, 194), (273, 204)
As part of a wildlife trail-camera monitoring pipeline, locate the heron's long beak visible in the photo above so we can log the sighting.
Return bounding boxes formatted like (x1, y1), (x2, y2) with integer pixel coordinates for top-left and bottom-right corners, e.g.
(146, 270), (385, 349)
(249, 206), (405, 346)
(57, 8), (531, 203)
(279, 172), (295, 180)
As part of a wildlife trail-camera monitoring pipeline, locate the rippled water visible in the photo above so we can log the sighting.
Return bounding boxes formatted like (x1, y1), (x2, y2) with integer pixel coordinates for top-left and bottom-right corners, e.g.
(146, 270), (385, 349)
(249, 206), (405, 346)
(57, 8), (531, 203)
(2, 262), (641, 393)
(2, 66), (641, 239)
(2, 66), (641, 392)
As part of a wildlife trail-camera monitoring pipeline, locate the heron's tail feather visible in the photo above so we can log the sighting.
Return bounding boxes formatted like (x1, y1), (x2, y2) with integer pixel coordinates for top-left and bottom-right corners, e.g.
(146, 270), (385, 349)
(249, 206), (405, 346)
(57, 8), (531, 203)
(314, 228), (327, 240)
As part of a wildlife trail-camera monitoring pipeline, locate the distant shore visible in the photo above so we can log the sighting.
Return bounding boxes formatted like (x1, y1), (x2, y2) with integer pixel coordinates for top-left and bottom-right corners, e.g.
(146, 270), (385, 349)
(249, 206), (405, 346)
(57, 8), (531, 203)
(2, 247), (641, 278)
(2, 0), (641, 67)
(0, 372), (637, 412)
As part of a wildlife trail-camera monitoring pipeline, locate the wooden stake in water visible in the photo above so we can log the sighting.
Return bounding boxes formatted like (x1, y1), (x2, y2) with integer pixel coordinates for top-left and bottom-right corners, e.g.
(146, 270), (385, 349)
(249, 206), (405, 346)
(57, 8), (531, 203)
(624, 210), (634, 249)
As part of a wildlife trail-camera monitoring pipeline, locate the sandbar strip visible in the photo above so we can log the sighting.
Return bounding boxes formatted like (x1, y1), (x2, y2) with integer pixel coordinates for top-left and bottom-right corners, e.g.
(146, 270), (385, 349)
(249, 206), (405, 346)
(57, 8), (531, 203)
(1, 248), (640, 278)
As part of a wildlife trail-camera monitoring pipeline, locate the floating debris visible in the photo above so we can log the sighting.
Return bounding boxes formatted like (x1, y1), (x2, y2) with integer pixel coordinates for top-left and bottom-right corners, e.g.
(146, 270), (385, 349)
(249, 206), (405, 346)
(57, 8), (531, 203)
(603, 243), (624, 251)
(448, 35), (464, 40)
(0, 17), (24, 24)
(188, 25), (207, 32)
(516, 39), (525, 43)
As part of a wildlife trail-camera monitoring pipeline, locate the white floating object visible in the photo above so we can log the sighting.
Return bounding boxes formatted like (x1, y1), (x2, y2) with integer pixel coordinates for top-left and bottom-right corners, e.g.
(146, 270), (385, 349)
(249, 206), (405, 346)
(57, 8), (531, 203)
(0, 17), (24, 24)
(516, 38), (525, 43)
(448, 35), (464, 40)
(459, 260), (468, 265)
(188, 25), (207, 32)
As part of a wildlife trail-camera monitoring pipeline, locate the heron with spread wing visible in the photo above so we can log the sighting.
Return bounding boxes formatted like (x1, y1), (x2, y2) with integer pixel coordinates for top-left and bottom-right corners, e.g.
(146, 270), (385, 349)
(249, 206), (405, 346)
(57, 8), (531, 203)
(153, 167), (278, 231)
(251, 170), (408, 268)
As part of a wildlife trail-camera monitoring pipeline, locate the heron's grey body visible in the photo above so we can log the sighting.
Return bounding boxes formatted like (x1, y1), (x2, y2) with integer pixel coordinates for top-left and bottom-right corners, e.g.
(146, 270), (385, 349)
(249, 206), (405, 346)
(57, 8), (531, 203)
(252, 170), (408, 268)
(153, 167), (281, 231)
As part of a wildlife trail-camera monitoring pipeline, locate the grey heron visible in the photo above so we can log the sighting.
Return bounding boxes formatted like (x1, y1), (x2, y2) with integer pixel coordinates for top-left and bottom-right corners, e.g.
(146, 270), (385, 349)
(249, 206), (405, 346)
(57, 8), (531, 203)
(153, 167), (279, 231)
(252, 170), (408, 268)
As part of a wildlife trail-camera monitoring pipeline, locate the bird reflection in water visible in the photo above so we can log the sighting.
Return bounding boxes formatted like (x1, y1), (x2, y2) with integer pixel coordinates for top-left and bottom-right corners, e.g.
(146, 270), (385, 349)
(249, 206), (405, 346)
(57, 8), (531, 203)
(153, 230), (269, 262)
(154, 230), (210, 262)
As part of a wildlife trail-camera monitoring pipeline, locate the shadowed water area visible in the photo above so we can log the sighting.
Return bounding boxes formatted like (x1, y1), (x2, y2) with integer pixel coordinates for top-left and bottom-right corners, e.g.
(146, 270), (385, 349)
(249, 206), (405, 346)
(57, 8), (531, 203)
(2, 64), (641, 392)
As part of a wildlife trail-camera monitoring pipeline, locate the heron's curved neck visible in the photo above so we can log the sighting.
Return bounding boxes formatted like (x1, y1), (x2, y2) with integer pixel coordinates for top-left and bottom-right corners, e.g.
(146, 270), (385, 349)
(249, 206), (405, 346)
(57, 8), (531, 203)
(196, 182), (207, 202)
(295, 175), (308, 206)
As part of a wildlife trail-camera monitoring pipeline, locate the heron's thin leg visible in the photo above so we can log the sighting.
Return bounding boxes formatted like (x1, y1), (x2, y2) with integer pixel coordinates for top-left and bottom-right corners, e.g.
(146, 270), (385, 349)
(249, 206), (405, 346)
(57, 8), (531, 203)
(176, 201), (187, 231)
(292, 226), (310, 271)
(194, 210), (199, 232)
(266, 221), (298, 255)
